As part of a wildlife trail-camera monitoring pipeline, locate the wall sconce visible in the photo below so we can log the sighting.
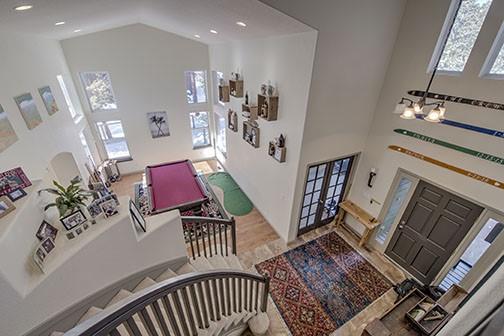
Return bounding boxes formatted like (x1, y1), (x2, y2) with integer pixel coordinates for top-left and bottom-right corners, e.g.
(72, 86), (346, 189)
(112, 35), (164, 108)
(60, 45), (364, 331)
(368, 168), (377, 188)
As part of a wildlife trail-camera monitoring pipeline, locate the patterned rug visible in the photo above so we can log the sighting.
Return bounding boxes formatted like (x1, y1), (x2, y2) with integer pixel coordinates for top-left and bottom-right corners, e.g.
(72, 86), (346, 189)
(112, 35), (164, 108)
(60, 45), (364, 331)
(255, 231), (392, 336)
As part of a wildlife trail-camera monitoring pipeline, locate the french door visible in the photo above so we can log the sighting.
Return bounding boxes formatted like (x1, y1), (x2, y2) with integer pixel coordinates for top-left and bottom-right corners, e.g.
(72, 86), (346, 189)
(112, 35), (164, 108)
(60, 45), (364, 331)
(298, 156), (354, 235)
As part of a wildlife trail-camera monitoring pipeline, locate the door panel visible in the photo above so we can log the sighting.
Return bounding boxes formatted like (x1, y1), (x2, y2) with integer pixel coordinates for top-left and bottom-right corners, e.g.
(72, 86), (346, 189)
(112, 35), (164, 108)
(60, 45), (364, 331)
(386, 181), (483, 284)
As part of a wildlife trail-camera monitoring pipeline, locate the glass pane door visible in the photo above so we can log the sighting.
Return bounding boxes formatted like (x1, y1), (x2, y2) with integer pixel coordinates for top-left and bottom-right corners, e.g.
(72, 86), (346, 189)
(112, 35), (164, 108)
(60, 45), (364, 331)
(298, 156), (354, 235)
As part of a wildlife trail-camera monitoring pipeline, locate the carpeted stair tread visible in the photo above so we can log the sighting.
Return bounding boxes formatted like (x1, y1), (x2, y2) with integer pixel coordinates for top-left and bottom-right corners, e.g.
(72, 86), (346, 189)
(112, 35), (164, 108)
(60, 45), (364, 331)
(207, 255), (229, 269)
(224, 254), (244, 270)
(156, 268), (178, 282)
(106, 289), (132, 308)
(176, 262), (197, 275)
(78, 306), (103, 324)
(133, 277), (157, 293)
(190, 257), (214, 271)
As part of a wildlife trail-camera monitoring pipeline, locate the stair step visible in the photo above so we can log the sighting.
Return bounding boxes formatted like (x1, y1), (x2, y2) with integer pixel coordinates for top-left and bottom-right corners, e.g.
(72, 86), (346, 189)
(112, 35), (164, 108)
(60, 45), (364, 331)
(156, 268), (178, 282)
(133, 277), (157, 293)
(50, 332), (64, 336)
(106, 289), (132, 308)
(207, 255), (229, 269)
(78, 306), (103, 324)
(176, 263), (197, 275)
(224, 254), (244, 270)
(190, 257), (213, 271)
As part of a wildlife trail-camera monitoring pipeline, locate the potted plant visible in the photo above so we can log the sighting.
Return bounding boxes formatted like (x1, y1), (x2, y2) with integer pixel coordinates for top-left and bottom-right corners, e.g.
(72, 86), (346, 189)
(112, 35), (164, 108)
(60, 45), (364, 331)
(39, 177), (96, 218)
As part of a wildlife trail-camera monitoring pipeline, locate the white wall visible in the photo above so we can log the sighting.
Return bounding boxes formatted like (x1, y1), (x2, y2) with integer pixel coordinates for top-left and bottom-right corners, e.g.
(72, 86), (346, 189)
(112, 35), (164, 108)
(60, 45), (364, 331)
(0, 32), (89, 180)
(260, 0), (408, 240)
(61, 24), (215, 174)
(210, 32), (317, 241)
(348, 0), (504, 237)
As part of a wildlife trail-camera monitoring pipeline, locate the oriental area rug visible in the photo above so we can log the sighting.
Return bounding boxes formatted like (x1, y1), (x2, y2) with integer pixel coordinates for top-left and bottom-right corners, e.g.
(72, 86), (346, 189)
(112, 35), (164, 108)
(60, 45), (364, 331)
(255, 231), (392, 335)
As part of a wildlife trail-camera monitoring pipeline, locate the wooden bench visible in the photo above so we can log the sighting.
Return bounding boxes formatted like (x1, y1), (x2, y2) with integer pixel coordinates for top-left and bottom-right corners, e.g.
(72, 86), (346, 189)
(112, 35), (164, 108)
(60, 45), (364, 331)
(336, 200), (380, 247)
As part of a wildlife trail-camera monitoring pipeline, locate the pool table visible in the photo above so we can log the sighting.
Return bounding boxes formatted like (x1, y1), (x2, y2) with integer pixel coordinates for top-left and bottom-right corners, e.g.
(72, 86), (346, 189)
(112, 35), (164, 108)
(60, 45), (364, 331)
(145, 160), (208, 214)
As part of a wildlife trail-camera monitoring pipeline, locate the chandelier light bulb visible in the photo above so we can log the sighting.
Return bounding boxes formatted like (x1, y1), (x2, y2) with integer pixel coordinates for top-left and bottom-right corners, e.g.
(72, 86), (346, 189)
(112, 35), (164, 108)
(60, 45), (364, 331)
(394, 100), (406, 114)
(400, 104), (416, 120)
(413, 101), (424, 113)
(424, 107), (442, 123)
(438, 104), (446, 120)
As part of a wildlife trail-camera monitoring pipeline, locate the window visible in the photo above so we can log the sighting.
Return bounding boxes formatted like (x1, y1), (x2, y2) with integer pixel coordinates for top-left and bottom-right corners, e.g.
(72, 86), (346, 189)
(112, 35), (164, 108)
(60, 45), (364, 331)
(185, 71), (208, 104)
(57, 74), (81, 121)
(431, 0), (493, 73)
(212, 70), (224, 104)
(79, 130), (96, 167)
(481, 23), (504, 77)
(189, 112), (211, 148)
(96, 120), (131, 160)
(214, 111), (227, 156)
(80, 72), (118, 112)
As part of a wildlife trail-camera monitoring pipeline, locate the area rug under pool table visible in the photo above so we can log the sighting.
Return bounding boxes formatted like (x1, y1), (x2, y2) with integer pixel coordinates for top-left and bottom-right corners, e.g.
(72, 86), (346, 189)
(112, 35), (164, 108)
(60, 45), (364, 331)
(255, 231), (392, 336)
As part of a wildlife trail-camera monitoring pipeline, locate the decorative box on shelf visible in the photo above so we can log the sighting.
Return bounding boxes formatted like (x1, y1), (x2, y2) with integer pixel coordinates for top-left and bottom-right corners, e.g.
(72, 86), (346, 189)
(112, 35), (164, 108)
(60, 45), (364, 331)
(243, 120), (260, 148)
(242, 104), (258, 120)
(258, 94), (279, 121)
(268, 142), (286, 163)
(227, 109), (238, 132)
(218, 85), (230, 103)
(229, 80), (244, 98)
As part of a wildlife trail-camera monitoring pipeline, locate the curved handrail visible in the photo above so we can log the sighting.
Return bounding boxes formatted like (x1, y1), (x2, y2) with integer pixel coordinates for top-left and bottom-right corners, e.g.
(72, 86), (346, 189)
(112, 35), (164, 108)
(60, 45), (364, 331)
(64, 270), (269, 336)
(182, 216), (237, 259)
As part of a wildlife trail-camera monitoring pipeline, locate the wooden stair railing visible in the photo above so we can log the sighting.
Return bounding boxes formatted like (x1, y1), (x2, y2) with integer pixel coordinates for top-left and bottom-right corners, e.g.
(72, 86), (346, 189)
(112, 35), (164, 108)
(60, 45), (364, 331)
(181, 217), (237, 260)
(64, 270), (270, 336)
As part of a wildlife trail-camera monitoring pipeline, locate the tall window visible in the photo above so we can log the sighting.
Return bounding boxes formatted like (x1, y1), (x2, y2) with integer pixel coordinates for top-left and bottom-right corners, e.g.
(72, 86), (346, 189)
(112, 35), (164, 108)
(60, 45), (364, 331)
(57, 74), (81, 121)
(432, 0), (493, 73)
(96, 120), (131, 160)
(481, 23), (504, 77)
(189, 112), (211, 148)
(80, 71), (118, 112)
(214, 111), (227, 156)
(185, 71), (208, 104)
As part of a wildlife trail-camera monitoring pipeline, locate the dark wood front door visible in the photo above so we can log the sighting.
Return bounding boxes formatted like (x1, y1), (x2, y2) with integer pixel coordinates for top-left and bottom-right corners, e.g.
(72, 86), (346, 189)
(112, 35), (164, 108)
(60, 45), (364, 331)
(385, 181), (483, 284)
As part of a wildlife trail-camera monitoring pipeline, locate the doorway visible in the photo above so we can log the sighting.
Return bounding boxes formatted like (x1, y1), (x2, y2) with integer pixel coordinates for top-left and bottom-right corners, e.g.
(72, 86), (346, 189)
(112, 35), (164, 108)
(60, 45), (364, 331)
(298, 156), (354, 235)
(385, 180), (484, 284)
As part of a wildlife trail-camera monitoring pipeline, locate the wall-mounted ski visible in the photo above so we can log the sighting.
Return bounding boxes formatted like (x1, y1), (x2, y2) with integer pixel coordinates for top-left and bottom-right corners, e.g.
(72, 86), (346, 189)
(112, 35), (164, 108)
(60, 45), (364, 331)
(394, 129), (504, 166)
(388, 145), (504, 190)
(413, 115), (504, 139)
(408, 90), (504, 111)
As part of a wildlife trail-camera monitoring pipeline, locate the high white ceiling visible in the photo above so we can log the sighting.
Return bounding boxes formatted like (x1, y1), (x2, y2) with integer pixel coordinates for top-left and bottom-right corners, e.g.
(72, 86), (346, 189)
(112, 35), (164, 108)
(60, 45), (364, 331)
(0, 0), (313, 43)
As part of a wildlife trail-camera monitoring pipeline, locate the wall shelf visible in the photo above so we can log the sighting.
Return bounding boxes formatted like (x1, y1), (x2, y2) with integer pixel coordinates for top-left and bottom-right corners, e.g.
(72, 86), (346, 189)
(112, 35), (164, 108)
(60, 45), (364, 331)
(268, 141), (286, 163)
(258, 94), (279, 121)
(227, 109), (238, 132)
(243, 120), (260, 148)
(218, 85), (230, 103)
(230, 80), (244, 98)
(242, 104), (258, 120)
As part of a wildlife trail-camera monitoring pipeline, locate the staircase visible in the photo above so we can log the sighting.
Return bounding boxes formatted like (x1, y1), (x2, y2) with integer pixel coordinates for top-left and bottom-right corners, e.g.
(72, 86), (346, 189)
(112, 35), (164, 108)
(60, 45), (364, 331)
(50, 217), (270, 336)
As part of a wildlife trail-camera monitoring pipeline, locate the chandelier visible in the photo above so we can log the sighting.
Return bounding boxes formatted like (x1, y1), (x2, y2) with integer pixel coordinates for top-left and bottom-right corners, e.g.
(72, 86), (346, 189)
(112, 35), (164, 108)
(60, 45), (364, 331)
(395, 0), (462, 123)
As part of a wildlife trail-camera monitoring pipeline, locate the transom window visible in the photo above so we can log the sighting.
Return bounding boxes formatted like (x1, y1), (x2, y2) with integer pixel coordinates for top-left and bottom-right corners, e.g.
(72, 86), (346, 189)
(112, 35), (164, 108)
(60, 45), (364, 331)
(57, 74), (81, 121)
(96, 120), (131, 160)
(185, 71), (208, 104)
(80, 71), (118, 112)
(481, 22), (504, 77)
(189, 111), (211, 149)
(432, 0), (493, 73)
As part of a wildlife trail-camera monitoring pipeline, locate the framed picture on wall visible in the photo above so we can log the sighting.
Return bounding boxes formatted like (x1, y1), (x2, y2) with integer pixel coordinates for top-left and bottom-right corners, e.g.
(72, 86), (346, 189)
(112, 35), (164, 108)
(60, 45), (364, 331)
(147, 111), (170, 138)
(38, 86), (59, 116)
(14, 93), (43, 130)
(0, 104), (18, 154)
(0, 167), (31, 196)
(7, 188), (27, 202)
(0, 196), (15, 219)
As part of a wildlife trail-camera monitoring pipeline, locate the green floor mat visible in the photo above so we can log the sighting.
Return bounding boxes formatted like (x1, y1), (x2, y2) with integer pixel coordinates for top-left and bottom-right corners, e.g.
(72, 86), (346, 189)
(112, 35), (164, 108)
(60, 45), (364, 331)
(207, 172), (253, 216)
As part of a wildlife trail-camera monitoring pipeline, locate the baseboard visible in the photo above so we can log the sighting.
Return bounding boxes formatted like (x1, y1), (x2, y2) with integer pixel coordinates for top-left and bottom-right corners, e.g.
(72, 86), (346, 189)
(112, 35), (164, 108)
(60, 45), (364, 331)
(24, 256), (187, 336)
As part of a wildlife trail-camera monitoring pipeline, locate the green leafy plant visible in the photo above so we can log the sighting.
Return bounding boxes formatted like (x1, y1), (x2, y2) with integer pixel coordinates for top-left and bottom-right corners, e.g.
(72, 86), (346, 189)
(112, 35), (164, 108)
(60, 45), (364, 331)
(39, 176), (96, 217)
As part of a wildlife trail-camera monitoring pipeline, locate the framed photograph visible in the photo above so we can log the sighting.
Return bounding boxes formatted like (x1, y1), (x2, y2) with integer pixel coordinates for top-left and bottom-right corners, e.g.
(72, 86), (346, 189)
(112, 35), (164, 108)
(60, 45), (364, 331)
(0, 104), (18, 154)
(129, 199), (146, 232)
(0, 167), (31, 196)
(36, 220), (58, 241)
(60, 209), (87, 230)
(7, 188), (27, 202)
(147, 111), (170, 138)
(66, 231), (75, 240)
(101, 199), (118, 218)
(41, 237), (55, 254)
(0, 196), (16, 219)
(101, 193), (119, 206)
(14, 93), (43, 130)
(38, 86), (59, 116)
(87, 200), (103, 218)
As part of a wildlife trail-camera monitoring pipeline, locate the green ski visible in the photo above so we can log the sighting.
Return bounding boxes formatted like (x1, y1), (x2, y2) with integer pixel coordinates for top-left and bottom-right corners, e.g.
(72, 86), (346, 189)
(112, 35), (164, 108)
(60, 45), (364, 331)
(394, 129), (504, 166)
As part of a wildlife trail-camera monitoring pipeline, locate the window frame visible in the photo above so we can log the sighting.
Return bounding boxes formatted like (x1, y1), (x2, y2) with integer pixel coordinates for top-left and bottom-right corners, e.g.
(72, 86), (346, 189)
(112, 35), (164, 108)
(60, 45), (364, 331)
(56, 74), (82, 123)
(80, 71), (119, 113)
(480, 22), (504, 79)
(189, 111), (212, 149)
(95, 120), (132, 161)
(185, 70), (209, 105)
(428, 0), (493, 75)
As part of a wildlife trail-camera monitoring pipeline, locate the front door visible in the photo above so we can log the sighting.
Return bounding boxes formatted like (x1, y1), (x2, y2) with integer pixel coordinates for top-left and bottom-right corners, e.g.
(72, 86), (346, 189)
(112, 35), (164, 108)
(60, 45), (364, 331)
(298, 156), (354, 235)
(385, 181), (483, 284)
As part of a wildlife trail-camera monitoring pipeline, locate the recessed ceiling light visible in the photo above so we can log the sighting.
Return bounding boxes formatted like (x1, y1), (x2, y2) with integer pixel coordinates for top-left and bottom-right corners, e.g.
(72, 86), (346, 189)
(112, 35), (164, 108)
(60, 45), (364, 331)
(55, 21), (65, 26)
(236, 21), (247, 27)
(73, 29), (82, 33)
(14, 4), (33, 11)
(210, 29), (218, 34)
(194, 34), (201, 38)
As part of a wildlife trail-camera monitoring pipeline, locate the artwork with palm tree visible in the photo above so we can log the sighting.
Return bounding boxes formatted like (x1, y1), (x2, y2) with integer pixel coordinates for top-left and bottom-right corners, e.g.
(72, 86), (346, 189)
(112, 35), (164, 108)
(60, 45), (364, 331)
(147, 111), (170, 138)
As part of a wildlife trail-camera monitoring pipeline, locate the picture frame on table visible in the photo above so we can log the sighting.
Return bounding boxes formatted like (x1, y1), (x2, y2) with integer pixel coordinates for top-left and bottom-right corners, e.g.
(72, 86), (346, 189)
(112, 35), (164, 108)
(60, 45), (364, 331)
(0, 167), (31, 196)
(33, 237), (55, 272)
(7, 188), (27, 202)
(101, 193), (119, 206)
(87, 200), (103, 218)
(41, 237), (55, 254)
(36, 220), (58, 241)
(60, 209), (87, 231)
(0, 196), (16, 219)
(129, 199), (146, 232)
(101, 199), (118, 218)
